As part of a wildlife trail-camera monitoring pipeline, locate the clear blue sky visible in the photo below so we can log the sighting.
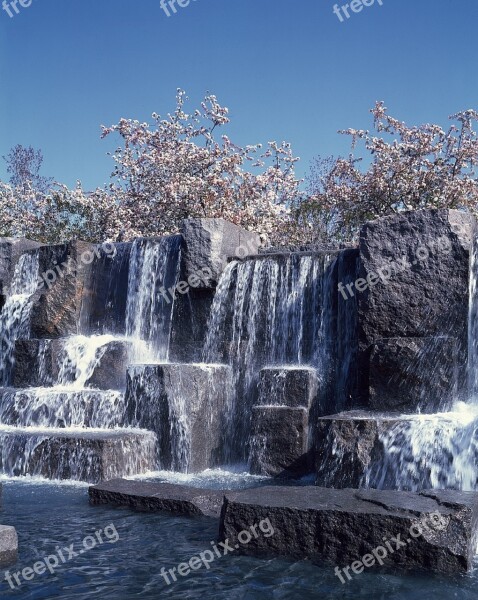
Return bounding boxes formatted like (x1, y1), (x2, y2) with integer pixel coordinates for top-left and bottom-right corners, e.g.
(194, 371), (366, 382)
(0, 0), (476, 190)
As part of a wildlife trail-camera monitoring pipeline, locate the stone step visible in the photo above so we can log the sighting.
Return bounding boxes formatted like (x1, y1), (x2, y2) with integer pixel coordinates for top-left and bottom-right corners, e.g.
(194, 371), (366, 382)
(0, 387), (126, 429)
(257, 367), (319, 408)
(14, 337), (133, 390)
(0, 426), (157, 483)
(89, 478), (224, 518)
(219, 486), (478, 575)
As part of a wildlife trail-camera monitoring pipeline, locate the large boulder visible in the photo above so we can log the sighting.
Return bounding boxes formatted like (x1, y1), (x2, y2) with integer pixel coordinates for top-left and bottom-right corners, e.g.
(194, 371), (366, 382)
(358, 209), (476, 404)
(219, 486), (478, 574)
(169, 219), (261, 362)
(30, 241), (98, 338)
(180, 218), (261, 289)
(85, 242), (132, 335)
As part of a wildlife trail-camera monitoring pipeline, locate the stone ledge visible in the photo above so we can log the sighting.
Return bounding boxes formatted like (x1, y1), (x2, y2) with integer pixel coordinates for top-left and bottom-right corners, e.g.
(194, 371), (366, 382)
(89, 478), (224, 518)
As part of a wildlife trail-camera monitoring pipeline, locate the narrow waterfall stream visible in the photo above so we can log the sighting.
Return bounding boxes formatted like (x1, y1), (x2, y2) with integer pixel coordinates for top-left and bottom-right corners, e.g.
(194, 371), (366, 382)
(0, 250), (39, 385)
(126, 235), (182, 362)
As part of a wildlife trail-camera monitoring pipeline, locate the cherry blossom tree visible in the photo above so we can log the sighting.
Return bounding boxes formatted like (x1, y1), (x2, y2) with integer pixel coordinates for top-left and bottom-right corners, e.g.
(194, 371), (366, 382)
(302, 103), (478, 242)
(100, 89), (302, 242)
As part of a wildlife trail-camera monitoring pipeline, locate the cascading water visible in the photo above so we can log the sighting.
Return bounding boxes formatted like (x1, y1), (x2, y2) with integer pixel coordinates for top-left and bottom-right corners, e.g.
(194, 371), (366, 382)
(203, 252), (337, 460)
(363, 403), (478, 491)
(0, 250), (39, 385)
(126, 236), (182, 362)
(0, 237), (186, 482)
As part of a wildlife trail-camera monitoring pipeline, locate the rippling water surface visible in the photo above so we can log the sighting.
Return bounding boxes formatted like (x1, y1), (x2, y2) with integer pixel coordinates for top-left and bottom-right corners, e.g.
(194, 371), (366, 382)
(0, 474), (477, 600)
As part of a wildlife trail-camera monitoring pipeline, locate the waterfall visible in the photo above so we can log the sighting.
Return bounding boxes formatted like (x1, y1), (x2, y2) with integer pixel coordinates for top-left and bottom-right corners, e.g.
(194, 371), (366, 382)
(364, 403), (478, 491)
(0, 388), (125, 429)
(126, 236), (181, 362)
(468, 235), (478, 399)
(0, 251), (39, 385)
(203, 252), (336, 460)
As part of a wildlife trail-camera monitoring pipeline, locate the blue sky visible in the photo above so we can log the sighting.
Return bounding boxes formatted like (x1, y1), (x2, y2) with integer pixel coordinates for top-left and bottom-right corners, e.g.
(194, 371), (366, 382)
(0, 0), (476, 190)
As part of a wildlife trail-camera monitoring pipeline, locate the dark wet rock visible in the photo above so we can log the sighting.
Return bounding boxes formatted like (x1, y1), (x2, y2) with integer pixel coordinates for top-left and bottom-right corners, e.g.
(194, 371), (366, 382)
(314, 411), (407, 488)
(257, 367), (318, 408)
(125, 363), (233, 472)
(369, 336), (459, 412)
(249, 406), (310, 477)
(358, 209), (475, 404)
(14, 339), (133, 390)
(30, 241), (97, 338)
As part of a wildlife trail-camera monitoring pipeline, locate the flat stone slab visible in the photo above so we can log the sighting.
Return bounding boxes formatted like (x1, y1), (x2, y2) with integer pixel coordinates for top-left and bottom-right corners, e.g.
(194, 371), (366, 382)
(219, 486), (478, 574)
(0, 525), (18, 567)
(89, 478), (224, 518)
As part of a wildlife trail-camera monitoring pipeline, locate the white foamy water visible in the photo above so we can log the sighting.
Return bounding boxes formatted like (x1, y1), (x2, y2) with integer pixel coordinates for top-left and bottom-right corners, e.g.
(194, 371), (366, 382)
(365, 402), (478, 491)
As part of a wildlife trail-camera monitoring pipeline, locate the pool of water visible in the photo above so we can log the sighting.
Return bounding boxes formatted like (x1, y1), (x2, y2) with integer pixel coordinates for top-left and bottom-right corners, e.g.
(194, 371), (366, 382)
(0, 473), (477, 600)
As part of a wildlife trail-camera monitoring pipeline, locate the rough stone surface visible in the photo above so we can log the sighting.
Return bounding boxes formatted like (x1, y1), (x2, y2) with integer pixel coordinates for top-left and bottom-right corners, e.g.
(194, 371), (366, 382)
(180, 218), (261, 289)
(257, 367), (318, 408)
(369, 336), (458, 412)
(169, 288), (215, 363)
(219, 486), (478, 574)
(125, 363), (233, 472)
(86, 242), (132, 335)
(89, 479), (224, 518)
(13, 339), (133, 390)
(169, 219), (261, 362)
(358, 209), (476, 403)
(0, 525), (18, 567)
(30, 241), (97, 338)
(249, 406), (310, 477)
(315, 411), (407, 488)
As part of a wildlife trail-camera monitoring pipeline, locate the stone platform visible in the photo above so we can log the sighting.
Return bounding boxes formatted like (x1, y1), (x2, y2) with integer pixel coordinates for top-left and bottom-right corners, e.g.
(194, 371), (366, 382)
(220, 486), (478, 574)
